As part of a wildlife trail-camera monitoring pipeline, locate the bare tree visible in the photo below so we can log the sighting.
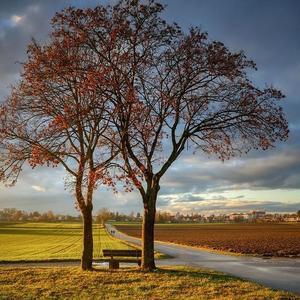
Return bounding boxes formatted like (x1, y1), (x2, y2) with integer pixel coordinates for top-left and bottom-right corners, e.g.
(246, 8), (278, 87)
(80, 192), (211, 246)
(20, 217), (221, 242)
(76, 0), (287, 270)
(0, 25), (118, 270)
(0, 0), (288, 272)
(96, 208), (112, 225)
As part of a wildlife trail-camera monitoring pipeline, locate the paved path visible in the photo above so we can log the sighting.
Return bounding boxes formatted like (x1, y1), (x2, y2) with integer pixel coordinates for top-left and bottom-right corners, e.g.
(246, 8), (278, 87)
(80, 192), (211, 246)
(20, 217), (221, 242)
(106, 224), (300, 295)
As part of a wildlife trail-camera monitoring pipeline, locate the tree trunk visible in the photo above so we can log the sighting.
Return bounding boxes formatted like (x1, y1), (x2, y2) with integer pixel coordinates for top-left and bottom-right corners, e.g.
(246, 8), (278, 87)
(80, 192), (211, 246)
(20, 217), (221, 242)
(81, 204), (93, 270)
(141, 183), (159, 271)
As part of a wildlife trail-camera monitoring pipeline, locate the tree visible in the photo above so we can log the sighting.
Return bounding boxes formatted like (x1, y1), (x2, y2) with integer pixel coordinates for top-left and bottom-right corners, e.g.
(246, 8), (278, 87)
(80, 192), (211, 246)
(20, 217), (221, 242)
(96, 208), (112, 225)
(0, 17), (118, 270)
(0, 0), (289, 271)
(43, 0), (289, 271)
(45, 210), (55, 222)
(61, 0), (287, 270)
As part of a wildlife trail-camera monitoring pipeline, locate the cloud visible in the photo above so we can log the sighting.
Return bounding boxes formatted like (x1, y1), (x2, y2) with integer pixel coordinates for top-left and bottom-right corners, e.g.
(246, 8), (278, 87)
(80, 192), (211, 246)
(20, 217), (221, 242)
(158, 196), (300, 215)
(158, 193), (206, 204)
(159, 149), (300, 196)
(0, 0), (299, 215)
(0, 162), (143, 214)
(158, 192), (239, 205)
(10, 14), (23, 25)
(31, 185), (46, 192)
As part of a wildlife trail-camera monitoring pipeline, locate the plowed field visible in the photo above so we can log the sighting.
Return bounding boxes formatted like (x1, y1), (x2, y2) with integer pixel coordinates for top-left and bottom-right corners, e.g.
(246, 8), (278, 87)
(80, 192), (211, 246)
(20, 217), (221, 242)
(115, 223), (300, 257)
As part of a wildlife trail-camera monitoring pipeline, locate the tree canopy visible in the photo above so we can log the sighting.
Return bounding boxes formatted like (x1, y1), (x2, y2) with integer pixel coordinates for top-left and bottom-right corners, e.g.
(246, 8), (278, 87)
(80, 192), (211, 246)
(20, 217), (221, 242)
(0, 8), (119, 270)
(0, 0), (288, 271)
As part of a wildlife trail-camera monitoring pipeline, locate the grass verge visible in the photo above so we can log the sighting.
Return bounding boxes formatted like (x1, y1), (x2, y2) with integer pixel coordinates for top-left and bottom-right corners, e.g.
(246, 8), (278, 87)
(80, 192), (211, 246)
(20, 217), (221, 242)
(0, 266), (298, 299)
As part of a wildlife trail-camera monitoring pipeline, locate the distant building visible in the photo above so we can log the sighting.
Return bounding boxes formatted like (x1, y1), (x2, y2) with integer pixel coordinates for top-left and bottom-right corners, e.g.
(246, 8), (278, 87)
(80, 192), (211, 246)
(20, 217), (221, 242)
(251, 211), (266, 219)
(284, 215), (299, 222)
(175, 212), (181, 220)
(229, 213), (244, 222)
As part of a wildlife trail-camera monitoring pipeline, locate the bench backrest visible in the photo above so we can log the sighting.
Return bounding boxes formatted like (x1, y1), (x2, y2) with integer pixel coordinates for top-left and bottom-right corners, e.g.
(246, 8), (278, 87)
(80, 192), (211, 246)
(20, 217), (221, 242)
(102, 249), (142, 258)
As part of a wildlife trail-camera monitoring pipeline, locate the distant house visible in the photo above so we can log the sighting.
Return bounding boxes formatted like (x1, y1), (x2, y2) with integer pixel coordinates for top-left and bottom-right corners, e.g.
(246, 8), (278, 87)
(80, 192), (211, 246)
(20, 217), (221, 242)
(249, 210), (266, 219)
(229, 213), (244, 222)
(284, 215), (299, 222)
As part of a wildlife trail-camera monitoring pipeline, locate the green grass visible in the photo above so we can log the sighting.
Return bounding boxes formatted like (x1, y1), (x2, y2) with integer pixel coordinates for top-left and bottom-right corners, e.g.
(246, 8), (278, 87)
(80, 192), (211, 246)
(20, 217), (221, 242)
(0, 222), (134, 262)
(0, 266), (298, 299)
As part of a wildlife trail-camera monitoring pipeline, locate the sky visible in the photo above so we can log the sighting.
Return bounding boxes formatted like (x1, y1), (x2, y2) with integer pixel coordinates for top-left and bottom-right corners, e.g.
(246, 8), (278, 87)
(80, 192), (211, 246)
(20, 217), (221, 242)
(0, 0), (299, 215)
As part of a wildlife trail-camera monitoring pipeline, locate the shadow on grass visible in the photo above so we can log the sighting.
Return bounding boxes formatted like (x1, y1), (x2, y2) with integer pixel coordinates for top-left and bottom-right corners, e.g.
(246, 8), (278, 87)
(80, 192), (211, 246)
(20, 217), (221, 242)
(155, 267), (239, 283)
(92, 265), (240, 283)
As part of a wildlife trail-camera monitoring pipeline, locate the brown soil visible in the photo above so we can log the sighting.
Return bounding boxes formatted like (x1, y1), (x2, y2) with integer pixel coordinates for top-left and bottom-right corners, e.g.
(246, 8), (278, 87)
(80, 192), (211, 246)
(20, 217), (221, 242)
(116, 223), (300, 257)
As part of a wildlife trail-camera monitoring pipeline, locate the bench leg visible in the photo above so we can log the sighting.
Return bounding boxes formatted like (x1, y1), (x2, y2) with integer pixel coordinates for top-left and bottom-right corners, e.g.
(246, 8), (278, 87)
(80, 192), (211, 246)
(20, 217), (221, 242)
(137, 260), (141, 267)
(109, 260), (119, 269)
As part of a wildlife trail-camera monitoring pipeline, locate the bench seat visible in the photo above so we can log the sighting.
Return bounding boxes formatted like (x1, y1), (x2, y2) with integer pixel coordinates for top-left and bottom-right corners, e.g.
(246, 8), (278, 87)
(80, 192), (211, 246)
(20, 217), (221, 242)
(102, 249), (142, 269)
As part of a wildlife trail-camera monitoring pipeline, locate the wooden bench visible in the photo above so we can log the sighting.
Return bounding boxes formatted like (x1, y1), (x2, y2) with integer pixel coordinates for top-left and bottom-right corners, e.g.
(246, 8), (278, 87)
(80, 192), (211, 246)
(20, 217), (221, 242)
(102, 249), (142, 269)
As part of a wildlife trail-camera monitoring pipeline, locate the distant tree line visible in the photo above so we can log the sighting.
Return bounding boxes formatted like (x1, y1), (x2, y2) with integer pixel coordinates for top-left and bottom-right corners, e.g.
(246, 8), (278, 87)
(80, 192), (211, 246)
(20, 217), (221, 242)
(96, 209), (300, 224)
(0, 207), (141, 223)
(1, 207), (299, 223)
(0, 208), (81, 222)
(95, 208), (141, 224)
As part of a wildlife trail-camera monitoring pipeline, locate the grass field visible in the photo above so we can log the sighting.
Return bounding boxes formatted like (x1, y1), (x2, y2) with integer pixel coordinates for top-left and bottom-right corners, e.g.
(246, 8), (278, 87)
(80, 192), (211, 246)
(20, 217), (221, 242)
(0, 222), (134, 261)
(115, 223), (300, 257)
(0, 266), (298, 300)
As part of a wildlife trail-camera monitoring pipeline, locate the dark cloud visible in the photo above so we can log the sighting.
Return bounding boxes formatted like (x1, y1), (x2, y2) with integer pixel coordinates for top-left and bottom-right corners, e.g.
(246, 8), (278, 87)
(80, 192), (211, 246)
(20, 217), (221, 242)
(225, 201), (300, 213)
(175, 194), (205, 203)
(0, 0), (299, 214)
(158, 193), (205, 205)
(0, 0), (110, 99)
(160, 149), (300, 195)
(163, 0), (300, 134)
(163, 0), (300, 72)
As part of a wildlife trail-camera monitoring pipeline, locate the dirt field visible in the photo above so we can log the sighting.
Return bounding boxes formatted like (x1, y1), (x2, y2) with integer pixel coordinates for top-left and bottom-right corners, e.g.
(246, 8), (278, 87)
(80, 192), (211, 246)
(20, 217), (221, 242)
(115, 223), (300, 257)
